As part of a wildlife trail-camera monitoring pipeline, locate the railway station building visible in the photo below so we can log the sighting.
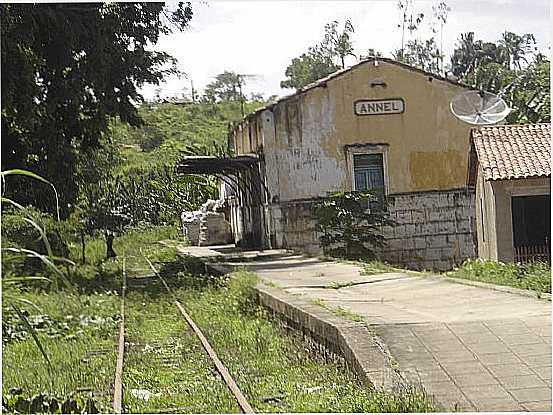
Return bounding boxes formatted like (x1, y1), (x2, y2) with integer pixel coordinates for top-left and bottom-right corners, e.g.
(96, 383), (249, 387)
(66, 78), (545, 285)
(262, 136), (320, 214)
(180, 58), (482, 270)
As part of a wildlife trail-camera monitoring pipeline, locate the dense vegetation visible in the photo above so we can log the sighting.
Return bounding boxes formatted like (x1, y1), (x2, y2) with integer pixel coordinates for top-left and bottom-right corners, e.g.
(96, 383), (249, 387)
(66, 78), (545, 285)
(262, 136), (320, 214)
(3, 225), (437, 413)
(1, 2), (193, 217)
(446, 259), (551, 296)
(281, 2), (550, 125)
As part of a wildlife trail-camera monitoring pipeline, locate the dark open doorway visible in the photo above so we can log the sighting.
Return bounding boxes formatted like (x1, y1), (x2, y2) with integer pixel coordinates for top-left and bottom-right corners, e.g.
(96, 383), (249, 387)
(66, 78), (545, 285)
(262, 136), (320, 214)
(512, 194), (550, 262)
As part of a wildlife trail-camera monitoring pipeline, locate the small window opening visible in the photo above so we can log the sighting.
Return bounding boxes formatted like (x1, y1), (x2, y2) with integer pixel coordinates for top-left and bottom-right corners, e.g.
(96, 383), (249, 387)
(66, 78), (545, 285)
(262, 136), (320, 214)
(353, 153), (385, 209)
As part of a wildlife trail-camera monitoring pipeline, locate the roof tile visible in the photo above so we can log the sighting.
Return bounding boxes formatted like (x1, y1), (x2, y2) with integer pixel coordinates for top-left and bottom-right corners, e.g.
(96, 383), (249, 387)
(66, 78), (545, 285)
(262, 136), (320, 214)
(472, 124), (551, 181)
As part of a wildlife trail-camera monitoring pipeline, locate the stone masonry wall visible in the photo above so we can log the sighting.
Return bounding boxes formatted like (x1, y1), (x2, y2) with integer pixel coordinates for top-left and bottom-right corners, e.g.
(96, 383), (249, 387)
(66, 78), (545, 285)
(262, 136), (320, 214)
(274, 188), (476, 271)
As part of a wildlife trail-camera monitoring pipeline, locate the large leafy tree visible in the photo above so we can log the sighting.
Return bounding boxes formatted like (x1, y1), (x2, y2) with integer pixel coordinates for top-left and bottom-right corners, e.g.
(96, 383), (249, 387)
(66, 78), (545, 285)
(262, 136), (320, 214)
(1, 2), (193, 217)
(203, 71), (244, 103)
(280, 19), (356, 90)
(280, 47), (340, 90)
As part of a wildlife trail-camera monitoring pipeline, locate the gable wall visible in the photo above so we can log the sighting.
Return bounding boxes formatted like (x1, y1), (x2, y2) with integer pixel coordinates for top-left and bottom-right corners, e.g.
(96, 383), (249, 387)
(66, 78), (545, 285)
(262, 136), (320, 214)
(235, 60), (474, 202)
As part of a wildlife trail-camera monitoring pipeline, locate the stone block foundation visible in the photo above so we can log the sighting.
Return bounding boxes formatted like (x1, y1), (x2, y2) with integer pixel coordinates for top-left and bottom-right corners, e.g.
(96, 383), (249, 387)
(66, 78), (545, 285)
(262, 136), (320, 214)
(270, 188), (476, 271)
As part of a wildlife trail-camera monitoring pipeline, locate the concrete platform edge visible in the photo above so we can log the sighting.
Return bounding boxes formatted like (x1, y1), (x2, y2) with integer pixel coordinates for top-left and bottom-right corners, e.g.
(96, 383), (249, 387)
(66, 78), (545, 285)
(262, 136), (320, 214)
(203, 261), (409, 394)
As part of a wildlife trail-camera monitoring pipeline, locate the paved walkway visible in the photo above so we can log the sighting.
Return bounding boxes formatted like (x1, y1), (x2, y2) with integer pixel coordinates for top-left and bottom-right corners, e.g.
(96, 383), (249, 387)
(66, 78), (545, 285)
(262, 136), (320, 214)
(179, 247), (552, 412)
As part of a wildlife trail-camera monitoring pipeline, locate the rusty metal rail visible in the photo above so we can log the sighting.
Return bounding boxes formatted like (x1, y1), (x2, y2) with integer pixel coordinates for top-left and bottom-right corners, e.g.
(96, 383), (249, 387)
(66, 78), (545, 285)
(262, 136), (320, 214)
(144, 256), (254, 414)
(111, 255), (254, 414)
(113, 258), (127, 414)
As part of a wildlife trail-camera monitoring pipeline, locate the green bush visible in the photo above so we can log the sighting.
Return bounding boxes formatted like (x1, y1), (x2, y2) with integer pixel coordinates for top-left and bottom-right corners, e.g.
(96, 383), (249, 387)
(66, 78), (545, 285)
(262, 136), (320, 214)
(1, 208), (76, 275)
(448, 258), (551, 294)
(312, 191), (393, 260)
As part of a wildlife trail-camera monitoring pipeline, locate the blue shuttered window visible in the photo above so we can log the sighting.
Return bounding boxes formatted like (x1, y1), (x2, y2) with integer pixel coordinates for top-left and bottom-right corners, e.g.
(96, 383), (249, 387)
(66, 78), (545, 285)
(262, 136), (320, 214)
(353, 153), (385, 208)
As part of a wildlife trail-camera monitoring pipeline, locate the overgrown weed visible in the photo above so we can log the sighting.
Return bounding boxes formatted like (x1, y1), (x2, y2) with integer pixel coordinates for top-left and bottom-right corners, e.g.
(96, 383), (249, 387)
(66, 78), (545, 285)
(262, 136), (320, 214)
(447, 258), (551, 294)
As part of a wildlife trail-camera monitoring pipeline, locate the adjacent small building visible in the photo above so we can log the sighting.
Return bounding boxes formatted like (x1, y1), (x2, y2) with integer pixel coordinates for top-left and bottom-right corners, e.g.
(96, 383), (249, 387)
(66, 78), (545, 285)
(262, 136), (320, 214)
(468, 124), (551, 263)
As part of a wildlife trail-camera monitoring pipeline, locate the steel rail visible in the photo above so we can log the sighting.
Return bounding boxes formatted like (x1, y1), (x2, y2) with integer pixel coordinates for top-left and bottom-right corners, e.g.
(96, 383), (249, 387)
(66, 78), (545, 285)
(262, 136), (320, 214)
(144, 256), (255, 414)
(113, 257), (127, 414)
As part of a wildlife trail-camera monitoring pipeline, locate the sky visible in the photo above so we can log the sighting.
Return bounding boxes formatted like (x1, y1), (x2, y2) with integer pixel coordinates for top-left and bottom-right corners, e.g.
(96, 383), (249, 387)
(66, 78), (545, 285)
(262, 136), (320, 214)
(141, 0), (552, 100)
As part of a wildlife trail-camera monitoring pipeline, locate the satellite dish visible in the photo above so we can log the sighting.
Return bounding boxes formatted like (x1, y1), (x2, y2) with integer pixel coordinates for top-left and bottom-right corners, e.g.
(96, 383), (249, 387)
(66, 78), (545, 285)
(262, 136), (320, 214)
(450, 90), (511, 125)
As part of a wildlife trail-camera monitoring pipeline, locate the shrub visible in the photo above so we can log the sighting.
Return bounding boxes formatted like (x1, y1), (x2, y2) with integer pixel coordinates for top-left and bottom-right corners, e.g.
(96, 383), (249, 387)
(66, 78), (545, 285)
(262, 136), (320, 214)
(312, 191), (394, 260)
(1, 208), (75, 274)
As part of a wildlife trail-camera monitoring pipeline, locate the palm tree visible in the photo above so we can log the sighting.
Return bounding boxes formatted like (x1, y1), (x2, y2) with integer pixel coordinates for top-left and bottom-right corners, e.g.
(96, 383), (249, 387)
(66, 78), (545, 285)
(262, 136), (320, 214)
(450, 32), (478, 78)
(499, 31), (536, 70)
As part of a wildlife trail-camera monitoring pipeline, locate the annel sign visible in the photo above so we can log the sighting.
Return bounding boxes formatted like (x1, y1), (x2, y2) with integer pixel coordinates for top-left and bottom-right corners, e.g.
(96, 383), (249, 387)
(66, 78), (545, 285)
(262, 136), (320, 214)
(354, 98), (405, 116)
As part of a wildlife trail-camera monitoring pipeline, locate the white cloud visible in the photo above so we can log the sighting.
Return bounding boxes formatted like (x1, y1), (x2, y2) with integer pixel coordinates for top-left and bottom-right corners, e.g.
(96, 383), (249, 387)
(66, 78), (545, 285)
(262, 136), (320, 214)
(142, 0), (551, 100)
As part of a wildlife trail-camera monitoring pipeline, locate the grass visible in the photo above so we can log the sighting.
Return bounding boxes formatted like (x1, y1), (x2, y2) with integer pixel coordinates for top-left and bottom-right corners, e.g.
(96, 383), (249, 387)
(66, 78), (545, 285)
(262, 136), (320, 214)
(2, 225), (181, 412)
(310, 299), (366, 323)
(361, 260), (403, 275)
(122, 276), (239, 413)
(445, 258), (551, 295)
(2, 290), (120, 413)
(3, 224), (435, 413)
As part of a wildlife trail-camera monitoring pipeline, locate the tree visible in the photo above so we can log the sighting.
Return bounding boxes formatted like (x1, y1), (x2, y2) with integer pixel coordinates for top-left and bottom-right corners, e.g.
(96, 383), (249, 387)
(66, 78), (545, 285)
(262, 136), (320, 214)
(281, 19), (355, 90)
(1, 2), (193, 217)
(450, 32), (550, 124)
(430, 1), (450, 74)
(504, 55), (550, 123)
(393, 37), (441, 74)
(499, 31), (536, 70)
(396, 0), (425, 62)
(321, 19), (356, 69)
(204, 71), (244, 102)
(450, 31), (536, 80)
(359, 49), (383, 60)
(280, 47), (340, 90)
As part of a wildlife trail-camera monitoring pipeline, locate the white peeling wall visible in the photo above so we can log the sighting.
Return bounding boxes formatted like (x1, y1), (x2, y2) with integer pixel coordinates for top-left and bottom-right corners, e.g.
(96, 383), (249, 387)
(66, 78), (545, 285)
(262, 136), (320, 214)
(264, 90), (347, 202)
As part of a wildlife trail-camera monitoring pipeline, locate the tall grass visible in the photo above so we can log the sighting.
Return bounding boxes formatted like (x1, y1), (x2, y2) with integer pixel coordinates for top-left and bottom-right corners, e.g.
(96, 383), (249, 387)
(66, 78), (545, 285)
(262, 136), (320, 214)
(447, 258), (551, 294)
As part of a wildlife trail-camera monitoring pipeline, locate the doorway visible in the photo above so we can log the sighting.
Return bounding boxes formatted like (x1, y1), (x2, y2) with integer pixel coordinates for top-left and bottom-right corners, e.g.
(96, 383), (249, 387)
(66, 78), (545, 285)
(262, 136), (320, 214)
(511, 194), (550, 262)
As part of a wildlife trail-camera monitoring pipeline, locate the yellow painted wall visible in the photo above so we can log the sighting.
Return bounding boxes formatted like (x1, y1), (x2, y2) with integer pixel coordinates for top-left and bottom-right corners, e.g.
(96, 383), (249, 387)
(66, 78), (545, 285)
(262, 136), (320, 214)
(233, 60), (474, 201)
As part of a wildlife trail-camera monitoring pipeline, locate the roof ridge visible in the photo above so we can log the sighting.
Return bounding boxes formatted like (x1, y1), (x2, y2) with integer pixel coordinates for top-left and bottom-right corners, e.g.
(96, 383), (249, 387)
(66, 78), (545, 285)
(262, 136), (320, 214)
(238, 57), (472, 123)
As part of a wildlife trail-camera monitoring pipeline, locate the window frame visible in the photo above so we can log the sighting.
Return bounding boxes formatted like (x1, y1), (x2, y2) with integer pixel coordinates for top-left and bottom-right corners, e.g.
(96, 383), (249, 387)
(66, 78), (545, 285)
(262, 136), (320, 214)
(346, 144), (389, 196)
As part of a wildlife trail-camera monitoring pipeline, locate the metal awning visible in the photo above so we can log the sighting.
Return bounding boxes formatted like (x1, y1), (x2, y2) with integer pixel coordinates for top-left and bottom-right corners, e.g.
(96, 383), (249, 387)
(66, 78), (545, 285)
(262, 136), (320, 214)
(175, 155), (259, 174)
(175, 155), (270, 205)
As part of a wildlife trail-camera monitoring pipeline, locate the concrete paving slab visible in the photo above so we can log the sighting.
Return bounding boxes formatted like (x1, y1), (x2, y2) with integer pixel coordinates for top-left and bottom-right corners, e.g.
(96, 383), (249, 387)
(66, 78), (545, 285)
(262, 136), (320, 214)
(510, 386), (553, 402)
(487, 363), (536, 377)
(462, 384), (512, 400)
(187, 249), (552, 412)
(521, 400), (553, 411)
(533, 365), (552, 380)
(510, 342), (551, 357)
(497, 374), (548, 390)
(520, 354), (552, 368)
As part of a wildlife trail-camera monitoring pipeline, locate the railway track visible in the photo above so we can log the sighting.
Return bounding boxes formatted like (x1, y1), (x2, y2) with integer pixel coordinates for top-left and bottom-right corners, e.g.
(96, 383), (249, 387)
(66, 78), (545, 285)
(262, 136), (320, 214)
(112, 255), (254, 414)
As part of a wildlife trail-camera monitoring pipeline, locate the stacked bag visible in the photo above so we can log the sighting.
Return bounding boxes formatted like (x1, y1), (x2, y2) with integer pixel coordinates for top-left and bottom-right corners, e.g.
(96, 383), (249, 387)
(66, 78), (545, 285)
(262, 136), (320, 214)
(181, 199), (232, 246)
(198, 212), (232, 246)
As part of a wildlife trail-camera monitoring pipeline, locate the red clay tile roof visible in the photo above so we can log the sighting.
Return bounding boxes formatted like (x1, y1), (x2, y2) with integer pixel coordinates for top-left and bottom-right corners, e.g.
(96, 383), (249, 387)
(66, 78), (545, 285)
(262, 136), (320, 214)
(471, 124), (551, 181)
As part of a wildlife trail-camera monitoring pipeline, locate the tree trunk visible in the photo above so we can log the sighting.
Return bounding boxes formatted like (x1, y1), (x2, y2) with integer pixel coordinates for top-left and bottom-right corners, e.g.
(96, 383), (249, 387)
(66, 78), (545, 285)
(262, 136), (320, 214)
(80, 228), (86, 264)
(105, 231), (117, 259)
